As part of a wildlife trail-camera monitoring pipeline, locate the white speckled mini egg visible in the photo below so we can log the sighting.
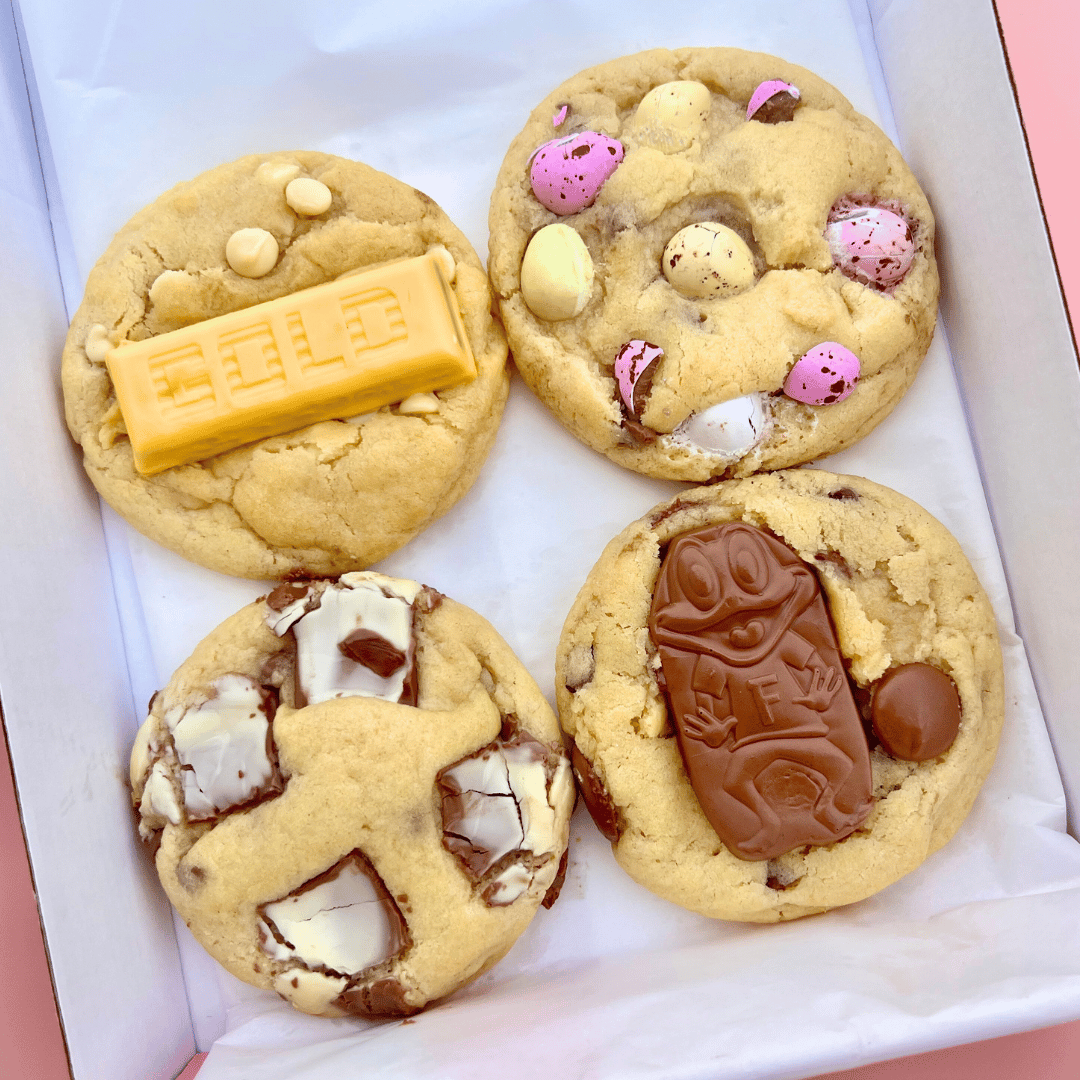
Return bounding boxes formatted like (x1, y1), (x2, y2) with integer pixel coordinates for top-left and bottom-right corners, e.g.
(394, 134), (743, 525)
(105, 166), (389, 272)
(662, 223), (756, 299)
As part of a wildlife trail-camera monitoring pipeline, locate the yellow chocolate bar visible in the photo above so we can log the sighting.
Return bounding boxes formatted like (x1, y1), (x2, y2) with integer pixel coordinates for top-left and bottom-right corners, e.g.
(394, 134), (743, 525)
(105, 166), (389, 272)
(106, 251), (476, 475)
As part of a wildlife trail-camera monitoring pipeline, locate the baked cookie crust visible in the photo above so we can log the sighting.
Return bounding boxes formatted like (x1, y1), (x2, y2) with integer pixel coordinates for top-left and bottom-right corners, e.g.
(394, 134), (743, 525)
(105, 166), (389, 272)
(63, 152), (508, 579)
(556, 471), (1003, 921)
(489, 48), (939, 480)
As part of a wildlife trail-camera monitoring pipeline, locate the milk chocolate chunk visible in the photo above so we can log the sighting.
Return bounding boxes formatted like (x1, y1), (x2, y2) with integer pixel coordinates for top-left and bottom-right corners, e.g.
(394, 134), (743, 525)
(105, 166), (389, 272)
(570, 740), (621, 843)
(438, 729), (570, 906)
(338, 628), (407, 677)
(649, 522), (873, 860)
(336, 977), (420, 1019)
(258, 850), (409, 976)
(871, 663), (962, 761)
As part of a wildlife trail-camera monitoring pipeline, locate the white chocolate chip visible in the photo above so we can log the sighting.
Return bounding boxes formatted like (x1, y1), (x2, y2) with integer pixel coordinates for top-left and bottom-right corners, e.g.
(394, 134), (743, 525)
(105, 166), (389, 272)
(285, 177), (332, 216)
(663, 222), (756, 299)
(226, 228), (279, 278)
(427, 244), (457, 283)
(84, 323), (113, 363)
(398, 392), (440, 415)
(632, 81), (712, 151)
(520, 223), (594, 321)
(256, 160), (302, 187)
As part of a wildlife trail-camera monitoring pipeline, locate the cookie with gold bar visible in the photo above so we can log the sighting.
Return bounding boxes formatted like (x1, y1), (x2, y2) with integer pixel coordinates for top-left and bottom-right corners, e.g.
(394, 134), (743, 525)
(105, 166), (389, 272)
(130, 571), (574, 1017)
(488, 48), (938, 480)
(63, 152), (508, 578)
(557, 471), (1003, 921)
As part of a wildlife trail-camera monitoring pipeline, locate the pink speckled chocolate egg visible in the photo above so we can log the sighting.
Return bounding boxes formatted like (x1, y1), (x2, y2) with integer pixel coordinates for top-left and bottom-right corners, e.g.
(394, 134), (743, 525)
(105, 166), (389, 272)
(530, 131), (624, 215)
(826, 204), (915, 288)
(783, 343), (860, 406)
(746, 80), (800, 123)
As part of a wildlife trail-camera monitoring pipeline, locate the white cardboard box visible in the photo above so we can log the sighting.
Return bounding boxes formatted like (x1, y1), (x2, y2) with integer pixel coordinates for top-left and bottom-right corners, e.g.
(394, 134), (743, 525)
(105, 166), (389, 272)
(3, 1), (1080, 1078)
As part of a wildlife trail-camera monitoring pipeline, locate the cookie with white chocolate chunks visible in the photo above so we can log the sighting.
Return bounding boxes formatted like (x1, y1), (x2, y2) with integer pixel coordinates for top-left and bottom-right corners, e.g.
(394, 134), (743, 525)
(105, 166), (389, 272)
(488, 48), (938, 480)
(130, 572), (574, 1017)
(63, 152), (508, 578)
(557, 472), (1002, 921)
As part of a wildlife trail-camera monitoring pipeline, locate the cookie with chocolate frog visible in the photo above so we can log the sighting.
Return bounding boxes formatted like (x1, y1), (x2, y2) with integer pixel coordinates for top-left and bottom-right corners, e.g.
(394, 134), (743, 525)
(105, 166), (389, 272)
(557, 471), (1003, 921)
(130, 572), (574, 1017)
(488, 48), (938, 480)
(63, 152), (508, 578)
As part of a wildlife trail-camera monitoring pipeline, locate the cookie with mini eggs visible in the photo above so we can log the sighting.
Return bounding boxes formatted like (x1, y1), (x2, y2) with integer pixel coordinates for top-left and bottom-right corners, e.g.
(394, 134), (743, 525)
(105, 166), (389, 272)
(488, 48), (938, 480)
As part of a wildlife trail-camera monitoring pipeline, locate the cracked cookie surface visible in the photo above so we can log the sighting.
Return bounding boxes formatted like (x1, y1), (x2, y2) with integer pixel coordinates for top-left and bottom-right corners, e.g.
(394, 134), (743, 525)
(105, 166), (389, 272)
(488, 48), (938, 480)
(556, 471), (1002, 921)
(130, 572), (574, 1017)
(63, 152), (508, 578)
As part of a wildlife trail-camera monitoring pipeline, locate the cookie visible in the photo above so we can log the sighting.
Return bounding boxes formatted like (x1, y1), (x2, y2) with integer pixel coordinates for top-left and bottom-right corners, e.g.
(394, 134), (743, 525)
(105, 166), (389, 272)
(488, 48), (939, 480)
(556, 471), (1003, 921)
(63, 152), (509, 579)
(129, 571), (574, 1017)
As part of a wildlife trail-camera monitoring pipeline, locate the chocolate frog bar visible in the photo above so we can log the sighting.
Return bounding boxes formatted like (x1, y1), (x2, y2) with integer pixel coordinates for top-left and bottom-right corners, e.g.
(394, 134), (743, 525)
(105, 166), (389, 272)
(130, 572), (574, 1016)
(488, 48), (938, 481)
(556, 472), (1003, 921)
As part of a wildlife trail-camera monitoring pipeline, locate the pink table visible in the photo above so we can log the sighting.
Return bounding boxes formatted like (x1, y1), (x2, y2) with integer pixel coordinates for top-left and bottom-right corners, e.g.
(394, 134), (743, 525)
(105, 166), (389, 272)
(2, 1), (1078, 1076)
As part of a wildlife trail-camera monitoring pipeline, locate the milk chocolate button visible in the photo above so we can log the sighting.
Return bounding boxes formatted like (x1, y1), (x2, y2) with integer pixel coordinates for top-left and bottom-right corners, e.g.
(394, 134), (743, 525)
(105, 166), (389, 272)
(649, 522), (873, 860)
(871, 663), (962, 761)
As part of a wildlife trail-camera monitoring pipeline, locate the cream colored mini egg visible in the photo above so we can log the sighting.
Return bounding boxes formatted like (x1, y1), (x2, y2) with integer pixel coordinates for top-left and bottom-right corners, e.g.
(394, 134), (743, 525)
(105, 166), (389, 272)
(520, 223), (594, 321)
(631, 81), (712, 151)
(662, 222), (756, 299)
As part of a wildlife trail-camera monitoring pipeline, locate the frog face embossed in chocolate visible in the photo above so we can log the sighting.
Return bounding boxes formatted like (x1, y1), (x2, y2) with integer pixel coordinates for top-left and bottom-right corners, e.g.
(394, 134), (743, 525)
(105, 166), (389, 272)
(130, 572), (574, 1017)
(556, 472), (1003, 922)
(650, 523), (873, 860)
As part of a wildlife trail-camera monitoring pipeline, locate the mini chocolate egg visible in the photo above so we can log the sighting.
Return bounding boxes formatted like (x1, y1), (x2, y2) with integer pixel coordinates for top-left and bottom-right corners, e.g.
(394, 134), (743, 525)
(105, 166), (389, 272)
(662, 223), (756, 300)
(631, 80), (712, 151)
(520, 224), (594, 321)
(783, 343), (860, 406)
(614, 340), (664, 417)
(746, 80), (800, 123)
(530, 131), (624, 215)
(669, 394), (770, 459)
(826, 203), (915, 289)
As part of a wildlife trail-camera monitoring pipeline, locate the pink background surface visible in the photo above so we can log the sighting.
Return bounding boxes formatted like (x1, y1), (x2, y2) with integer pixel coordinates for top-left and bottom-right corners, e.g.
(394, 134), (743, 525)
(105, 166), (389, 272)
(2, 1), (1078, 1077)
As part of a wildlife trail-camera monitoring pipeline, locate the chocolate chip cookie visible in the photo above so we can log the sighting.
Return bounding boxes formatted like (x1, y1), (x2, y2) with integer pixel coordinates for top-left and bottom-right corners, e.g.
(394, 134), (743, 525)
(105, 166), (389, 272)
(130, 572), (573, 1017)
(63, 152), (509, 578)
(488, 48), (938, 480)
(557, 471), (1002, 921)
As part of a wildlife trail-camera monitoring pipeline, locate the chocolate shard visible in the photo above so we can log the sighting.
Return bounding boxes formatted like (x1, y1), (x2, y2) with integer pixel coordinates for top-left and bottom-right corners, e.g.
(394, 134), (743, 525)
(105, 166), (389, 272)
(570, 740), (622, 843)
(339, 628), (407, 677)
(336, 978), (420, 1019)
(541, 847), (570, 909)
(649, 522), (873, 861)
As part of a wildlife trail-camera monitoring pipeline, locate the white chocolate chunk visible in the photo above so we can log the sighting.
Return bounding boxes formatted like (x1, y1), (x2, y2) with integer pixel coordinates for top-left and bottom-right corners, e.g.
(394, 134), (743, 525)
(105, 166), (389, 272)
(669, 393), (770, 459)
(663, 222), (756, 299)
(484, 863), (532, 907)
(520, 223), (594, 321)
(260, 859), (395, 975)
(165, 674), (274, 818)
(397, 392), (440, 415)
(129, 712), (158, 789)
(632, 80), (712, 151)
(84, 323), (113, 363)
(427, 244), (457, 283)
(226, 228), (279, 278)
(256, 161), (302, 187)
(293, 575), (417, 705)
(505, 742), (559, 856)
(285, 177), (332, 216)
(139, 760), (182, 831)
(273, 969), (348, 1015)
